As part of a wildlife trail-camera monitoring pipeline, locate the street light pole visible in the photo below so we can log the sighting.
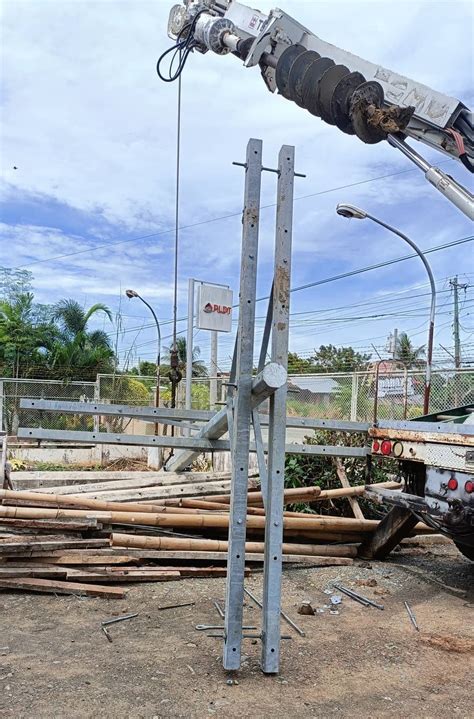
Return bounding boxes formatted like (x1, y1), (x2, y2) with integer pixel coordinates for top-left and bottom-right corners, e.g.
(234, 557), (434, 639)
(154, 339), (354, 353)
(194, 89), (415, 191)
(125, 289), (162, 427)
(336, 204), (436, 414)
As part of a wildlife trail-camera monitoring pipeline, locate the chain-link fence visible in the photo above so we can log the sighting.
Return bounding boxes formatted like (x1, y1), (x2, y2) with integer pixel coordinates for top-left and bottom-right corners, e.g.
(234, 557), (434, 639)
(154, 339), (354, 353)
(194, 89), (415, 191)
(285, 367), (474, 422)
(1, 368), (473, 435)
(0, 378), (96, 435)
(191, 367), (474, 421)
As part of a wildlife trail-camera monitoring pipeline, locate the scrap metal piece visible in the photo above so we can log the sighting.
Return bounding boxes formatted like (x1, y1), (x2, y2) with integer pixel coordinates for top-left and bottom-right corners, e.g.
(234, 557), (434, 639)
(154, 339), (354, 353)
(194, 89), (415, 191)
(330, 595), (342, 605)
(404, 601), (420, 631)
(101, 612), (138, 627)
(196, 624), (257, 631)
(157, 601), (195, 611)
(101, 626), (113, 643)
(214, 601), (225, 619)
(244, 587), (305, 638)
(333, 583), (384, 610)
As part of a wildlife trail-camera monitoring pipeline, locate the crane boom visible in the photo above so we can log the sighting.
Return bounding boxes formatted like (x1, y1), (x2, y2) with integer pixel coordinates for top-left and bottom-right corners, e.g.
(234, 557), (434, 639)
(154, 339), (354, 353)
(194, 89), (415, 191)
(161, 1), (473, 218)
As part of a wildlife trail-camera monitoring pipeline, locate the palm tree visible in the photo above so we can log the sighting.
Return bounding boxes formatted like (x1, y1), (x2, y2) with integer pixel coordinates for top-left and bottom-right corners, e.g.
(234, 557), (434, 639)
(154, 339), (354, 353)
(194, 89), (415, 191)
(395, 332), (426, 368)
(49, 300), (115, 380)
(164, 336), (208, 377)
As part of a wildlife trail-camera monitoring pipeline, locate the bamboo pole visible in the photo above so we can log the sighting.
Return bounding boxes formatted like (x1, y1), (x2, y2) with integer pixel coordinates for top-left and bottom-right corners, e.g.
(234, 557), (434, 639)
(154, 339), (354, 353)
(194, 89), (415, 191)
(0, 504), (379, 533)
(0, 489), (226, 517)
(197, 482), (400, 507)
(198, 486), (322, 505)
(317, 481), (401, 501)
(111, 532), (358, 557)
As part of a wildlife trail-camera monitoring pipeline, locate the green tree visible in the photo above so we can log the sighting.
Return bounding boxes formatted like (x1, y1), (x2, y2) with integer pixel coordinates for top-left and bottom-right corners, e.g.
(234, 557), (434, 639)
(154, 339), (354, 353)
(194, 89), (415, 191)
(164, 336), (208, 377)
(0, 293), (55, 377)
(310, 344), (370, 373)
(48, 299), (115, 381)
(394, 332), (425, 368)
(287, 352), (317, 374)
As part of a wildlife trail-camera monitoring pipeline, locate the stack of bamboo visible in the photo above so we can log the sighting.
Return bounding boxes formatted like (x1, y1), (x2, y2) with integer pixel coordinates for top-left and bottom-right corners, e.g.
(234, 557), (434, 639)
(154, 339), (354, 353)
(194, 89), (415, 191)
(0, 471), (426, 599)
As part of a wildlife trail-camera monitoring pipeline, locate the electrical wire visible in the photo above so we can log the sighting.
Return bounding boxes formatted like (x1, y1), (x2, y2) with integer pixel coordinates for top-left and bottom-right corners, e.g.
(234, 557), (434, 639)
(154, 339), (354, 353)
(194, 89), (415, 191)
(156, 11), (204, 83)
(10, 160), (457, 271)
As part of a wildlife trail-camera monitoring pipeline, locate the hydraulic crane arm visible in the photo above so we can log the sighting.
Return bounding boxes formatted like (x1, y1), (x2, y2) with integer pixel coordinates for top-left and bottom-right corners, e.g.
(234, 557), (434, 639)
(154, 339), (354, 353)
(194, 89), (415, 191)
(160, 1), (473, 219)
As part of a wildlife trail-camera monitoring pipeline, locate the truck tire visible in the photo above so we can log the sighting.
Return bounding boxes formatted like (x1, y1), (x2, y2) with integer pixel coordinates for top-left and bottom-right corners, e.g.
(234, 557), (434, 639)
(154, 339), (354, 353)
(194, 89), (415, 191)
(454, 541), (474, 561)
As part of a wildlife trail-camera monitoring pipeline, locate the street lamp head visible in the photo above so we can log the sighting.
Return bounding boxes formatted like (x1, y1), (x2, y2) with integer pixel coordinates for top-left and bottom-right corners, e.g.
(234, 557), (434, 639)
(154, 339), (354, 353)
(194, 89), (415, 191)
(125, 289), (139, 299)
(336, 203), (367, 220)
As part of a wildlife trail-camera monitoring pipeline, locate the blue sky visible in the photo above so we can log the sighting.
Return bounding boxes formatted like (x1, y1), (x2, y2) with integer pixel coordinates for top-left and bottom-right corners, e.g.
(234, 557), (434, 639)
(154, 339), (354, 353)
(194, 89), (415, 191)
(1, 0), (473, 372)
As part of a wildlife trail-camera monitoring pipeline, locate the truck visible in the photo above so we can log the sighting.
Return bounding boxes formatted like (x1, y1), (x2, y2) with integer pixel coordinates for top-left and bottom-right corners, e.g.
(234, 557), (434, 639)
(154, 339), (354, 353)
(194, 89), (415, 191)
(364, 406), (474, 560)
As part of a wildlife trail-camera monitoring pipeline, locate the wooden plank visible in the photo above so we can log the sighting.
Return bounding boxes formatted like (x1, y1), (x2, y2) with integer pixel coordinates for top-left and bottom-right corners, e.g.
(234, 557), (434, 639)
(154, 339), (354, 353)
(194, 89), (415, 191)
(30, 471), (234, 496)
(65, 568), (181, 582)
(0, 518), (101, 531)
(0, 538), (109, 555)
(358, 507), (419, 559)
(3, 548), (356, 565)
(0, 566), (68, 579)
(333, 458), (365, 520)
(0, 577), (127, 598)
(17, 555), (140, 566)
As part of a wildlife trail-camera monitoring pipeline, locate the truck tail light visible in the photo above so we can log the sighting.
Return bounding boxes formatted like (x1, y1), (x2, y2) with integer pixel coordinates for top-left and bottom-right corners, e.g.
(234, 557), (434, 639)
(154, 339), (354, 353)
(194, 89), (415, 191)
(447, 477), (458, 491)
(380, 440), (392, 456)
(373, 440), (380, 452)
(392, 441), (404, 458)
(465, 480), (474, 494)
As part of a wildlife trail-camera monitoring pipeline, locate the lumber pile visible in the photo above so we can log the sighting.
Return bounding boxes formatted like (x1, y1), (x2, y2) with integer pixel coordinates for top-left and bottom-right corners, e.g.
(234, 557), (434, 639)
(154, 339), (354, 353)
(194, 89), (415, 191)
(0, 470), (426, 598)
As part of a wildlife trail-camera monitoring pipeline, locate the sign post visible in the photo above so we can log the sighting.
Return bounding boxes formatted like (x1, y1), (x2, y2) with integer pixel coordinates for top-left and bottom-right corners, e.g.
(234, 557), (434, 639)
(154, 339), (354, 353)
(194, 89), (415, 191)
(185, 280), (233, 417)
(185, 278), (195, 416)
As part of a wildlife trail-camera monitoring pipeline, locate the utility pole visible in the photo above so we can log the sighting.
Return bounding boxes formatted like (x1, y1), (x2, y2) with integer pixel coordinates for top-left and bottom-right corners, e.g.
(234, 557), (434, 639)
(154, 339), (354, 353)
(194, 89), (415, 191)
(390, 328), (398, 359)
(210, 331), (218, 410)
(450, 276), (468, 368)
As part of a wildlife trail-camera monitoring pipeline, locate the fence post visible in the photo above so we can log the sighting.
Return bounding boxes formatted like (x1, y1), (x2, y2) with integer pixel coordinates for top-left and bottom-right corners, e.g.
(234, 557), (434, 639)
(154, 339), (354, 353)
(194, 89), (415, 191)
(350, 373), (358, 421)
(0, 381), (3, 432)
(93, 377), (102, 465)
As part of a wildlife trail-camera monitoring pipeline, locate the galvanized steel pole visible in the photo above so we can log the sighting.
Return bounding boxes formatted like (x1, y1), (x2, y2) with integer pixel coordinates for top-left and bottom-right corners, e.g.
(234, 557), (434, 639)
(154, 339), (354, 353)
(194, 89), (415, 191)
(223, 138), (263, 670)
(261, 145), (295, 673)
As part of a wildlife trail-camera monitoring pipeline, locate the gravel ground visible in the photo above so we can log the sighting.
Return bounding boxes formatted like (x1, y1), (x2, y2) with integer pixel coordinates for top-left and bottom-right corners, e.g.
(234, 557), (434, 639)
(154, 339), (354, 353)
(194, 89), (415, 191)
(0, 540), (472, 719)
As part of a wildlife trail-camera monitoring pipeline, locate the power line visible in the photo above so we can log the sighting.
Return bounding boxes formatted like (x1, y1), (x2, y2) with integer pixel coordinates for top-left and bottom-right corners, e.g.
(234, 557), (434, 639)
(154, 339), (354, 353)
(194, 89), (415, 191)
(113, 234), (474, 351)
(9, 162), (454, 271)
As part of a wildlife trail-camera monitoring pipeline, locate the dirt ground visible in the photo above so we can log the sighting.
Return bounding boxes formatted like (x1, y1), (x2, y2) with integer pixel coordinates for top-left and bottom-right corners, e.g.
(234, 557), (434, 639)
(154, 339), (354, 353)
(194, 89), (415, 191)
(0, 543), (472, 719)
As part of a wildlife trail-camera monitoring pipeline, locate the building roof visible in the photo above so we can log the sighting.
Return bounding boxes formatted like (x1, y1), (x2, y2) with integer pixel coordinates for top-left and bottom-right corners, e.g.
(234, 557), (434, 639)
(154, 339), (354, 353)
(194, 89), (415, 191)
(289, 377), (340, 394)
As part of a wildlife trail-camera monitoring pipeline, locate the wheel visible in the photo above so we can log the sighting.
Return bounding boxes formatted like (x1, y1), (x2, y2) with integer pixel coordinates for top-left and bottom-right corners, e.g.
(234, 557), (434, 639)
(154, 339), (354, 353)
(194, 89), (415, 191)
(454, 541), (474, 561)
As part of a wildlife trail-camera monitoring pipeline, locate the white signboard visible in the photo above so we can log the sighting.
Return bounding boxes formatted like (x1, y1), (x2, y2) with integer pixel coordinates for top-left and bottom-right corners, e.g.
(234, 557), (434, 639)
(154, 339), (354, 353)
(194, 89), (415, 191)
(377, 376), (415, 397)
(196, 283), (233, 333)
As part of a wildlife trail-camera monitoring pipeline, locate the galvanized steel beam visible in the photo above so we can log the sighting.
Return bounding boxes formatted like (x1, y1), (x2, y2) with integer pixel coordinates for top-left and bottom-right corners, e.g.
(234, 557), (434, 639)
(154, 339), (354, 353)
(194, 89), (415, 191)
(166, 362), (286, 473)
(223, 138), (263, 670)
(261, 145), (294, 673)
(16, 427), (369, 457)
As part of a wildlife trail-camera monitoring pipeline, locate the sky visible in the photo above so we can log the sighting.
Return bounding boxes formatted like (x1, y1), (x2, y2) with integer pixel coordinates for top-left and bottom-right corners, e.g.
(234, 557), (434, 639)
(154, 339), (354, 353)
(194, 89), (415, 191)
(1, 0), (473, 373)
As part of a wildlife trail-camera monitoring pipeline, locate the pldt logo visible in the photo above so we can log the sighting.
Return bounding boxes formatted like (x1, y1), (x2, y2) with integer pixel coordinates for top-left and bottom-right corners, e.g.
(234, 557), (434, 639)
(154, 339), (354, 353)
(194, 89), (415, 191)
(204, 303), (232, 315)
